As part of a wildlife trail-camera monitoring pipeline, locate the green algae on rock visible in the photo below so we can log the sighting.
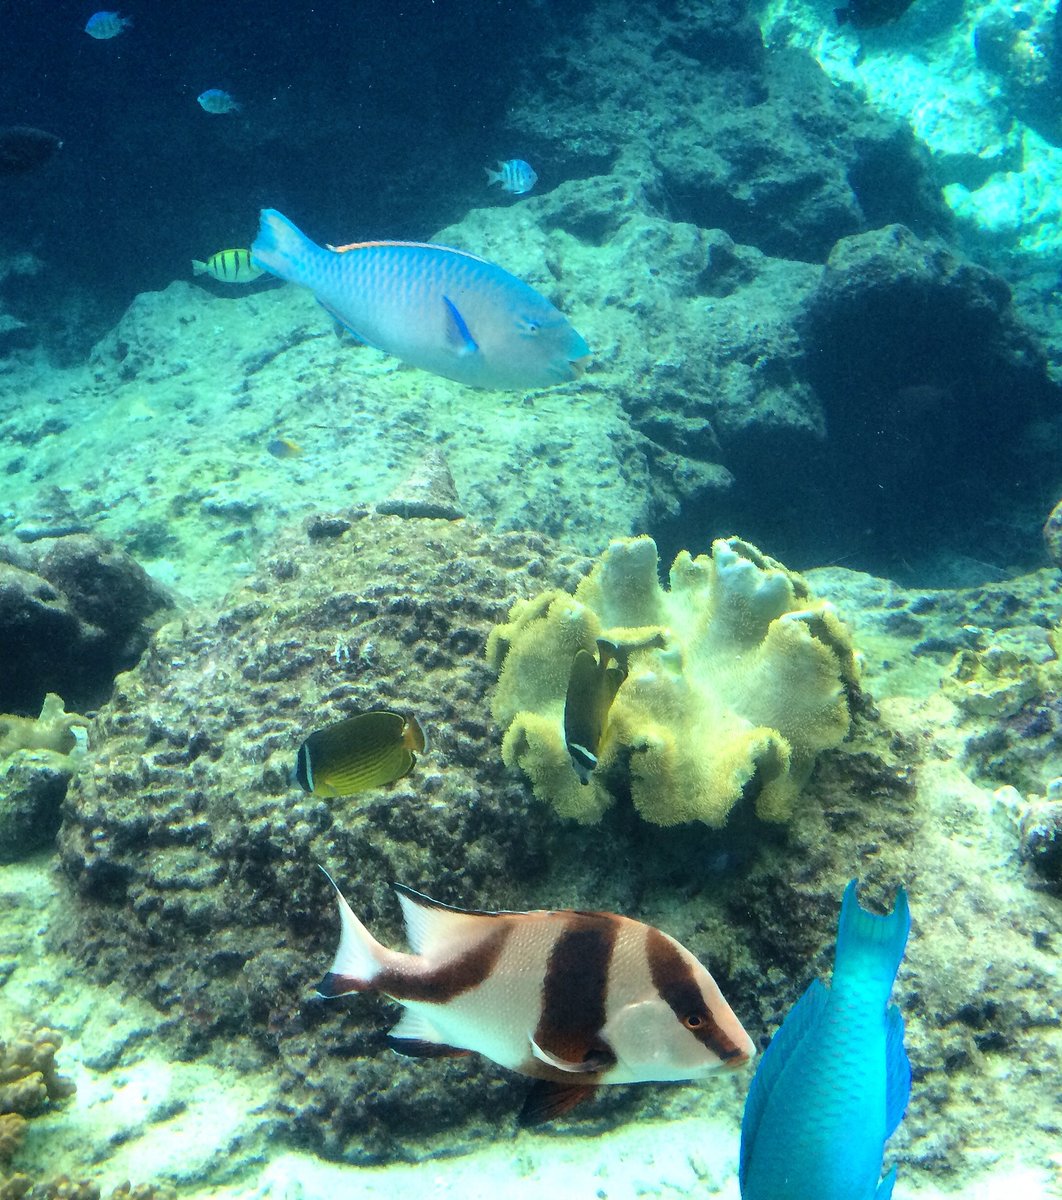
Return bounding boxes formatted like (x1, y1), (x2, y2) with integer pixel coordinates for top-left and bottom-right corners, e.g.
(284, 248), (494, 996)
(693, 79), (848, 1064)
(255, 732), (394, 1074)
(488, 535), (860, 828)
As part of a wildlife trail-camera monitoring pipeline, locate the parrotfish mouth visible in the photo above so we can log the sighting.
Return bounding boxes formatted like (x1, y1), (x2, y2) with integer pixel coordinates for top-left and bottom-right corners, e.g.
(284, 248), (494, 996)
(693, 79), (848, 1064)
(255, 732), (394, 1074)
(570, 355), (592, 379)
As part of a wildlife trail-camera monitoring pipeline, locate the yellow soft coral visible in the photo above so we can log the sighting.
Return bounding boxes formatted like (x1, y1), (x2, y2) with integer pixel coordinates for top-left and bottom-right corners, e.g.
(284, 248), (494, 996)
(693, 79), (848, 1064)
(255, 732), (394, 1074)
(489, 535), (859, 828)
(0, 696), (89, 760)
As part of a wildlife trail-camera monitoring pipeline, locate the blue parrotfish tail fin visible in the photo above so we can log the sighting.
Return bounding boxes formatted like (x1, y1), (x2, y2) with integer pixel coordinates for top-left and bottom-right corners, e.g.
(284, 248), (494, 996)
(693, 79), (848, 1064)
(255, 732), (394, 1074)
(884, 1003), (912, 1136)
(833, 880), (911, 998)
(875, 1164), (898, 1199)
(739, 978), (829, 1189)
(315, 866), (391, 998)
(251, 209), (327, 286)
(442, 295), (479, 355)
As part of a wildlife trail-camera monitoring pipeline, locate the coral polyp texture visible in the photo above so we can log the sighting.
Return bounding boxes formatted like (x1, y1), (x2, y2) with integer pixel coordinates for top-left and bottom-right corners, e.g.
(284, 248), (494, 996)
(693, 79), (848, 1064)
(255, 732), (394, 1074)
(488, 536), (859, 828)
(0, 1024), (76, 1200)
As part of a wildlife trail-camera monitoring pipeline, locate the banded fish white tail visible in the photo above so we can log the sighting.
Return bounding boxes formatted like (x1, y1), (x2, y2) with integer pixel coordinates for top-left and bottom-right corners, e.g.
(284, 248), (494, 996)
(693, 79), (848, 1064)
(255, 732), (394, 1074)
(316, 872), (755, 1124)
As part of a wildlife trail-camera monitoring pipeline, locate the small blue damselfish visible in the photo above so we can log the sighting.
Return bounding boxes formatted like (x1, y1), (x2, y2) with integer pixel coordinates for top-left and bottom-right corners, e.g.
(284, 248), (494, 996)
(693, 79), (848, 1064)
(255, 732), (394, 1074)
(485, 159), (538, 195)
(85, 11), (131, 39)
(198, 89), (241, 115)
(739, 879), (912, 1200)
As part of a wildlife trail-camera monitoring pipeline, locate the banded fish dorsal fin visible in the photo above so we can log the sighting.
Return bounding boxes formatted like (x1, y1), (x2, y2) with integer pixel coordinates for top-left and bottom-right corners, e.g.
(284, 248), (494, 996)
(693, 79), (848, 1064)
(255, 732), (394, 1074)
(393, 883), (505, 955)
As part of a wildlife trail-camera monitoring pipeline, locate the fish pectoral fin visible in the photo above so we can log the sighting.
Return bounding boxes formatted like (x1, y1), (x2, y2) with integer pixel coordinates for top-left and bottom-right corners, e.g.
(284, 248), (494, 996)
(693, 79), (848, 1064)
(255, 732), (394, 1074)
(519, 1079), (596, 1126)
(442, 295), (479, 356)
(529, 1035), (615, 1074)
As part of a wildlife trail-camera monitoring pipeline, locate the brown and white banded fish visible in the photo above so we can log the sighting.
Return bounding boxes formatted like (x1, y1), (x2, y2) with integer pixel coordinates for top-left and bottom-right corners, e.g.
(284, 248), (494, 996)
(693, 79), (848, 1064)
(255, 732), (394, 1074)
(316, 872), (756, 1124)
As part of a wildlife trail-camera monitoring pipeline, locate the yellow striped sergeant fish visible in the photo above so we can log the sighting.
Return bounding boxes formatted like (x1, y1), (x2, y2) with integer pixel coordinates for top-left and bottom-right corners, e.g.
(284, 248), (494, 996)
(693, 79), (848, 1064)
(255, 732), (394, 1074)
(316, 873), (756, 1125)
(295, 710), (426, 798)
(192, 248), (264, 283)
(250, 208), (590, 390)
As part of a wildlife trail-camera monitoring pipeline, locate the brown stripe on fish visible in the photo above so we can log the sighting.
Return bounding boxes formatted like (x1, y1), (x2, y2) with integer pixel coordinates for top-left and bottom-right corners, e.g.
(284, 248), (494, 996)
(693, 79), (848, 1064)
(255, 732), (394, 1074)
(374, 922), (511, 1004)
(532, 913), (620, 1072)
(646, 926), (748, 1064)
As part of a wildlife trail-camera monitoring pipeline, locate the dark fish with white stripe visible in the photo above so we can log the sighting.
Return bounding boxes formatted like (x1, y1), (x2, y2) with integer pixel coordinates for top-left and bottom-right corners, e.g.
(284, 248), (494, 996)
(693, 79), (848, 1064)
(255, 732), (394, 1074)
(563, 639), (626, 784)
(316, 872), (756, 1124)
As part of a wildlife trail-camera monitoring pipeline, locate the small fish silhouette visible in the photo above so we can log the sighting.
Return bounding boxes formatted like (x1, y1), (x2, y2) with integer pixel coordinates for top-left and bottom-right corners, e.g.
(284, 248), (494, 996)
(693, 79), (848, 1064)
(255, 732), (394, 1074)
(197, 89), (241, 115)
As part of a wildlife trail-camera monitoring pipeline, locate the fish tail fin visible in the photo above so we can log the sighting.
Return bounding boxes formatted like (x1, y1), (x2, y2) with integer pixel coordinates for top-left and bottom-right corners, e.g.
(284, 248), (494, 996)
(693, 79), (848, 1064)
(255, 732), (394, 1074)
(316, 867), (395, 998)
(833, 879), (910, 996)
(251, 208), (326, 286)
(191, 260), (207, 275)
(484, 165), (501, 185)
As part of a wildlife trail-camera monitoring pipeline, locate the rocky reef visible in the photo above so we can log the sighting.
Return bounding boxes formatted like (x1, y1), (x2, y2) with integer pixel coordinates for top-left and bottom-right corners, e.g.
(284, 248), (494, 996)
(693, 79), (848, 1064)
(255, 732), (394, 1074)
(51, 507), (1062, 1181)
(0, 535), (173, 715)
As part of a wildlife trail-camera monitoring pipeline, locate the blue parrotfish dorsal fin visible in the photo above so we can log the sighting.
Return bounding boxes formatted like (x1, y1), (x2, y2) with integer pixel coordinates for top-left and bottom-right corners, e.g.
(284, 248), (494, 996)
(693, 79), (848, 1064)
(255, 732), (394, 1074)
(884, 1003), (911, 1136)
(442, 295), (479, 356)
(833, 880), (910, 996)
(875, 1164), (898, 1199)
(739, 977), (829, 1187)
(392, 883), (501, 956)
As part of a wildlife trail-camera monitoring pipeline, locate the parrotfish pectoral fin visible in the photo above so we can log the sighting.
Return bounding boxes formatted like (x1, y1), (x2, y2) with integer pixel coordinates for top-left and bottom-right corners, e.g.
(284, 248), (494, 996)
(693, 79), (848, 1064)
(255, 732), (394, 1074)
(875, 1164), (898, 1199)
(739, 978), (828, 1189)
(519, 1079), (596, 1126)
(529, 1035), (615, 1074)
(884, 1003), (911, 1135)
(442, 295), (479, 356)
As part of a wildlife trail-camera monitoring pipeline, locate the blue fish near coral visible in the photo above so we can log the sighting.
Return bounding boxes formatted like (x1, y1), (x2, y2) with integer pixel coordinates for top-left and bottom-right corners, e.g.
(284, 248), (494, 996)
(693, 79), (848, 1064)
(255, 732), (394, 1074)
(251, 208), (590, 390)
(739, 880), (911, 1200)
(486, 158), (538, 195)
(85, 11), (132, 39)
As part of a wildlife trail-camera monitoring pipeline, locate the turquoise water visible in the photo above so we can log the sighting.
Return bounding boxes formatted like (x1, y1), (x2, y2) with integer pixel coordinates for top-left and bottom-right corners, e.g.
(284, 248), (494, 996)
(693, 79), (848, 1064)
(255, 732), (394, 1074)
(2, 1), (1061, 1198)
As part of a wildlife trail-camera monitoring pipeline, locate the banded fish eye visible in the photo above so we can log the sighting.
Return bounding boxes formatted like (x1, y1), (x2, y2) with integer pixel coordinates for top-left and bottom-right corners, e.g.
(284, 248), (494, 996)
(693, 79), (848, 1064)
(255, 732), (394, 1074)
(684, 1013), (704, 1030)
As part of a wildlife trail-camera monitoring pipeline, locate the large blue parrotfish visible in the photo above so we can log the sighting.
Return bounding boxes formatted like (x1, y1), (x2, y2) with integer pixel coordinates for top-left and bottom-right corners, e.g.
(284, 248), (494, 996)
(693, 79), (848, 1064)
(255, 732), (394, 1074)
(251, 209), (590, 390)
(739, 880), (912, 1200)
